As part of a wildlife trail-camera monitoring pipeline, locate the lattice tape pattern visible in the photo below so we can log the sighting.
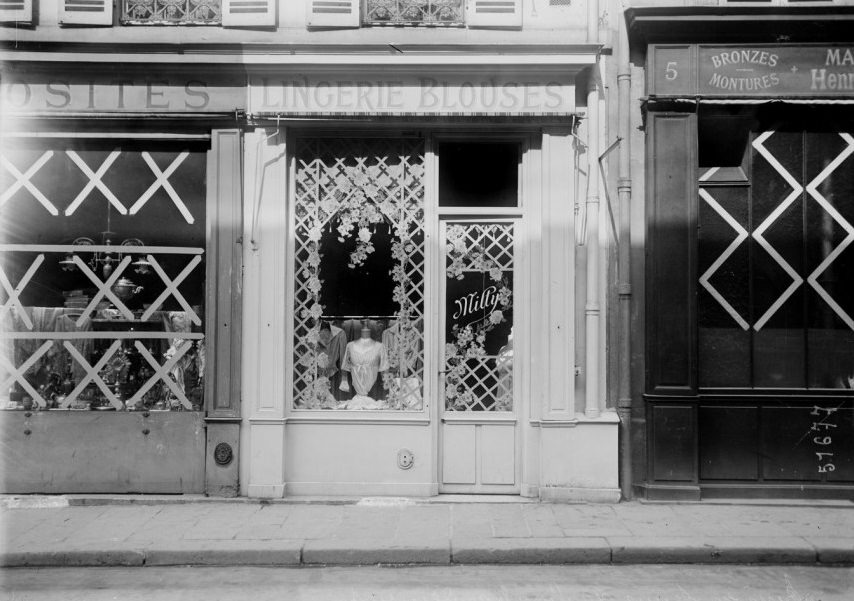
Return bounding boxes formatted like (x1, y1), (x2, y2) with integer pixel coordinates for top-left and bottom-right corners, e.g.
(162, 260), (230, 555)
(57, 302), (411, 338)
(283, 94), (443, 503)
(445, 222), (514, 412)
(292, 138), (426, 409)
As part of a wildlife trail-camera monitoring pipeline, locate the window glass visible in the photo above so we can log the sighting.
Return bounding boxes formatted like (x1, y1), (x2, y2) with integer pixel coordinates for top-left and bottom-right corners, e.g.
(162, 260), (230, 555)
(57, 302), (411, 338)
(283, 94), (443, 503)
(698, 186), (750, 388)
(750, 129), (805, 388)
(805, 131), (854, 389)
(0, 139), (208, 411)
(443, 222), (514, 412)
(439, 141), (519, 208)
(292, 138), (425, 411)
(697, 118), (854, 390)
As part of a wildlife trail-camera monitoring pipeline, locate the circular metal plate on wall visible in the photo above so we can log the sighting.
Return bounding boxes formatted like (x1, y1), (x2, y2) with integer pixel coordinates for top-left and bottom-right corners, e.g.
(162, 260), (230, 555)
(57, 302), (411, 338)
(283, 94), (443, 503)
(214, 442), (234, 466)
(397, 448), (414, 470)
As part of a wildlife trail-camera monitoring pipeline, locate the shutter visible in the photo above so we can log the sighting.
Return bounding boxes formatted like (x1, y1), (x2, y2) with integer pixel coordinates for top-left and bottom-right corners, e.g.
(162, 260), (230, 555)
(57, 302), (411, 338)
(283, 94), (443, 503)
(223, 0), (276, 27)
(59, 0), (113, 25)
(306, 0), (359, 28)
(0, 0), (32, 23)
(466, 0), (522, 28)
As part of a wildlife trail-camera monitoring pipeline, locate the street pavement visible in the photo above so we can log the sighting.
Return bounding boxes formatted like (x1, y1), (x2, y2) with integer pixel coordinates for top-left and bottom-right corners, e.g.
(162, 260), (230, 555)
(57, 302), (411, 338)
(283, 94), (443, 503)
(1, 496), (852, 567)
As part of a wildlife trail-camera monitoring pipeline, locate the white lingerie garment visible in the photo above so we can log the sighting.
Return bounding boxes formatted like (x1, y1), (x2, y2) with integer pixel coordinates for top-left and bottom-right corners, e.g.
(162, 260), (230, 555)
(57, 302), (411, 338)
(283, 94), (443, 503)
(341, 340), (390, 397)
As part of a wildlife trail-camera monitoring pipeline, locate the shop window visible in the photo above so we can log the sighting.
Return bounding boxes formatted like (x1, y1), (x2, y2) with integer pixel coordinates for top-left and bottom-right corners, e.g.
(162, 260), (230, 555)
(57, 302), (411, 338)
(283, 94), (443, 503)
(698, 121), (854, 389)
(291, 138), (425, 411)
(0, 139), (208, 412)
(439, 141), (520, 208)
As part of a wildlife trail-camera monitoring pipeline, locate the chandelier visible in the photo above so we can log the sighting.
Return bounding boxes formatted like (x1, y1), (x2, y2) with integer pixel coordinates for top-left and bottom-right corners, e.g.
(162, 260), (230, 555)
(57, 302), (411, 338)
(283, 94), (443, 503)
(59, 203), (151, 279)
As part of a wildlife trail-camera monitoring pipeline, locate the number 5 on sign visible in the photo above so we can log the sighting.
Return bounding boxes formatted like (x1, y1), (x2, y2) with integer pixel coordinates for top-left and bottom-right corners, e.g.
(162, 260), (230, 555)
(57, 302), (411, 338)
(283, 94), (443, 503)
(665, 62), (678, 81)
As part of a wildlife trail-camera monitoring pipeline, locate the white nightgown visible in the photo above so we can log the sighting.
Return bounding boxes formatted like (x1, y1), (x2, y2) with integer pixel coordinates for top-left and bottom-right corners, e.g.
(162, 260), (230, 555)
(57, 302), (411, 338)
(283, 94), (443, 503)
(341, 339), (390, 399)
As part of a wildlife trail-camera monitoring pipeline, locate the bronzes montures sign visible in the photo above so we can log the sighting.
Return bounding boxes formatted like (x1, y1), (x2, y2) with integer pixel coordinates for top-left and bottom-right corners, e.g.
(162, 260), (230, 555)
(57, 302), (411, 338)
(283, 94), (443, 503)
(249, 74), (575, 115)
(650, 45), (854, 97)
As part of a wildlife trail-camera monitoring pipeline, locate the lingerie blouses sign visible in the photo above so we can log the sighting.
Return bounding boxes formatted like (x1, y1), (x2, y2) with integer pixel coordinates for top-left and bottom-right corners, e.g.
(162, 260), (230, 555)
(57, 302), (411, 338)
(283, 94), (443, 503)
(650, 45), (854, 97)
(248, 74), (575, 116)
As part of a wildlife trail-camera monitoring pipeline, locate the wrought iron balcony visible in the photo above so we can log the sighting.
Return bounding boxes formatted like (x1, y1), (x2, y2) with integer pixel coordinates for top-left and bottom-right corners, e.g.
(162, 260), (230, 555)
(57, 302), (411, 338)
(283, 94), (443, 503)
(364, 0), (465, 26)
(122, 0), (221, 24)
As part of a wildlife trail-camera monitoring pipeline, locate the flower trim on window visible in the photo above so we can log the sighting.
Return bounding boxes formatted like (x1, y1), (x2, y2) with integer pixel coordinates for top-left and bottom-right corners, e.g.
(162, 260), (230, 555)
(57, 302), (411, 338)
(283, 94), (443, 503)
(296, 153), (425, 410)
(444, 224), (513, 411)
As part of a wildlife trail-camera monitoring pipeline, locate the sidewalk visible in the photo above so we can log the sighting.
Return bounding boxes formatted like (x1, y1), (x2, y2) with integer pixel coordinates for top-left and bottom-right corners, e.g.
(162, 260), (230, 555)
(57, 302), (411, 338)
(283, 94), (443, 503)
(1, 496), (852, 567)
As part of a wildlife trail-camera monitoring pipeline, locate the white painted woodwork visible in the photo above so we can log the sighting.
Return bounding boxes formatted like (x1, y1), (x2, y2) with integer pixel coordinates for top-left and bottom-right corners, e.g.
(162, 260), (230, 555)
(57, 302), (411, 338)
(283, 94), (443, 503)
(59, 0), (112, 26)
(541, 130), (576, 420)
(305, 0), (359, 28)
(584, 66), (602, 419)
(480, 425), (516, 485)
(466, 0), (522, 28)
(241, 128), (288, 497)
(442, 424), (477, 484)
(0, 0), (31, 22)
(223, 0), (276, 27)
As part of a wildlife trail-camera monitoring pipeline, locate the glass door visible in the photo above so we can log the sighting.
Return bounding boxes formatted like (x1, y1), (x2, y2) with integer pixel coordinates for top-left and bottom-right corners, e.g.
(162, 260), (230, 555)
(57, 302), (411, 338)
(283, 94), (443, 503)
(439, 219), (519, 493)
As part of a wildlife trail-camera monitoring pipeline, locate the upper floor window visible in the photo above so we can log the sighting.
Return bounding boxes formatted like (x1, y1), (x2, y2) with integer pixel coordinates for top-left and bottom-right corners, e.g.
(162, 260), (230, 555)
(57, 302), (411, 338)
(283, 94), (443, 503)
(364, 0), (463, 25)
(122, 0), (221, 24)
(307, 0), (521, 29)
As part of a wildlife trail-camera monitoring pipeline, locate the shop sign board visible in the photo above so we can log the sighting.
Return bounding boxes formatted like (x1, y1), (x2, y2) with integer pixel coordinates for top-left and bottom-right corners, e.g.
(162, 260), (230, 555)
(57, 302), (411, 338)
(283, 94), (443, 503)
(650, 45), (854, 97)
(249, 74), (575, 115)
(0, 71), (246, 114)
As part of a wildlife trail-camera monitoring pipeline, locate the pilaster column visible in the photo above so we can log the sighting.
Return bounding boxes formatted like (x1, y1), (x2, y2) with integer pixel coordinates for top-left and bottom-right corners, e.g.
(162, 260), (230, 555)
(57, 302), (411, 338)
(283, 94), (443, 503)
(584, 68), (601, 419)
(241, 127), (289, 498)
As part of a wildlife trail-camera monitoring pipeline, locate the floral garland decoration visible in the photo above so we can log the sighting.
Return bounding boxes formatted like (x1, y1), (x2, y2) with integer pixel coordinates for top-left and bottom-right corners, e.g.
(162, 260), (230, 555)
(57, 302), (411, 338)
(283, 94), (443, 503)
(297, 155), (423, 409)
(443, 224), (513, 411)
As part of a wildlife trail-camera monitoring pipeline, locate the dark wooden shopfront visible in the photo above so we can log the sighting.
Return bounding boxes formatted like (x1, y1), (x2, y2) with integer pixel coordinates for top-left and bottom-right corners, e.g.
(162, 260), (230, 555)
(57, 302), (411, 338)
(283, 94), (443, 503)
(629, 9), (854, 500)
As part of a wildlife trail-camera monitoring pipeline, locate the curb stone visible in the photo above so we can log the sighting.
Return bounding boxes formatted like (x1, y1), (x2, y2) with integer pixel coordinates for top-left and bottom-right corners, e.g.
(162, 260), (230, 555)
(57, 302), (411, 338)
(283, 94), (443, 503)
(607, 536), (819, 565)
(451, 538), (612, 564)
(302, 540), (451, 565)
(144, 542), (303, 566)
(1, 549), (145, 567)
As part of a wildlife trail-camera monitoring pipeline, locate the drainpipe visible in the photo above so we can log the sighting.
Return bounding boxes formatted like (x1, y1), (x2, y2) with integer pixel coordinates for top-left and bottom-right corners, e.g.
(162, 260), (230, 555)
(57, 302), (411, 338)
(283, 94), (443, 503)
(584, 0), (601, 419)
(617, 11), (633, 499)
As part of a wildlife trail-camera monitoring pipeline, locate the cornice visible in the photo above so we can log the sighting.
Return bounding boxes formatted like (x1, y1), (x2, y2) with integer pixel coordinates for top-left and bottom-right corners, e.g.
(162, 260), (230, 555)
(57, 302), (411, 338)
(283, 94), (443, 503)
(626, 6), (854, 49)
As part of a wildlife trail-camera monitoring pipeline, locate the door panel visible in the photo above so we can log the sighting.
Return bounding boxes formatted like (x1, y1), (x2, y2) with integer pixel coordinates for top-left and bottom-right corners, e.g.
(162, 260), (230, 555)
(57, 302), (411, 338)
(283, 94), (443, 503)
(480, 424), (516, 485)
(439, 220), (519, 493)
(442, 424), (477, 484)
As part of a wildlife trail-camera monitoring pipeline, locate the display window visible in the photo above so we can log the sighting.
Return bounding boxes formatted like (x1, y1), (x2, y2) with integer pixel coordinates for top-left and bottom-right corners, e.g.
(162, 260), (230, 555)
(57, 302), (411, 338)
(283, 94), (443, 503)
(291, 137), (426, 411)
(697, 108), (854, 390)
(289, 134), (523, 412)
(0, 138), (208, 412)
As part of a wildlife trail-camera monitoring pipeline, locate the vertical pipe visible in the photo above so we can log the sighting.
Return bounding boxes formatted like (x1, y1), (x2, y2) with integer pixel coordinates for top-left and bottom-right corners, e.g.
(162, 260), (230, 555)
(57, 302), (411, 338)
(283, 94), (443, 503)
(617, 12), (633, 499)
(584, 0), (601, 419)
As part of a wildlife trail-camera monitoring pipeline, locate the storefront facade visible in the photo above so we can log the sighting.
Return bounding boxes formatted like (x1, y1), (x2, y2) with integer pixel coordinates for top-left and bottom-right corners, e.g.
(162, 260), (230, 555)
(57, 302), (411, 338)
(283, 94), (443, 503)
(240, 63), (620, 500)
(1, 1), (622, 501)
(628, 5), (854, 501)
(0, 68), (245, 493)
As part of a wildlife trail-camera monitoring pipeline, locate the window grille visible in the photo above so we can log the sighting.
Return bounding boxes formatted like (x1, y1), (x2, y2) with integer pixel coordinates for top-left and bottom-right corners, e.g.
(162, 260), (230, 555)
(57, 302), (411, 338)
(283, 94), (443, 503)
(364, 0), (464, 25)
(122, 0), (221, 24)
